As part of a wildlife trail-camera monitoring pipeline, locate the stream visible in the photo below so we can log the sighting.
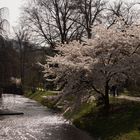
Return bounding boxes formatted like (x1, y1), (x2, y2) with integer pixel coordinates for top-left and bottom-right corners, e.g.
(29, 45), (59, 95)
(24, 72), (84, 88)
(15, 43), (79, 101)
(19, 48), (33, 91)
(0, 94), (93, 140)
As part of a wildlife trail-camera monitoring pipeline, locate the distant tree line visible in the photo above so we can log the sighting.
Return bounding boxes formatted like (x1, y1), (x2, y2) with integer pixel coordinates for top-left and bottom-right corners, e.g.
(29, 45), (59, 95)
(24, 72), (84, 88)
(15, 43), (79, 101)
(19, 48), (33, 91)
(0, 7), (52, 93)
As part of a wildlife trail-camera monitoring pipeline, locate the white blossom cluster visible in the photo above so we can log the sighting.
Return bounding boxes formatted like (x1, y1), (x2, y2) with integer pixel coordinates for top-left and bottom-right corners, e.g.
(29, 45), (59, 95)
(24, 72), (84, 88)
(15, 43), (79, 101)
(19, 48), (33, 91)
(43, 20), (140, 106)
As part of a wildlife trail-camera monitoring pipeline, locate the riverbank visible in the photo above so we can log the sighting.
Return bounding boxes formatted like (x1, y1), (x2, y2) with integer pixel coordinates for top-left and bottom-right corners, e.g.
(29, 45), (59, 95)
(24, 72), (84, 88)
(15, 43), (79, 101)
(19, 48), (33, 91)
(25, 91), (140, 140)
(24, 90), (60, 110)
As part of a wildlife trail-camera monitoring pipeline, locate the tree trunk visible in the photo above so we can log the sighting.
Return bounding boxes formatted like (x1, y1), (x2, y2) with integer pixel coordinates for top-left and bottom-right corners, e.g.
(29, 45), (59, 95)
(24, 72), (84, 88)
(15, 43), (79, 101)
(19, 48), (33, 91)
(87, 28), (92, 39)
(104, 81), (110, 110)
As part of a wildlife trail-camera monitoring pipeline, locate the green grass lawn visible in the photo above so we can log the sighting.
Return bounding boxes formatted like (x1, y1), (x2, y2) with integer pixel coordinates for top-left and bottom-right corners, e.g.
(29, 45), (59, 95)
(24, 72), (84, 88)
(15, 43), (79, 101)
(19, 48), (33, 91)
(72, 98), (140, 140)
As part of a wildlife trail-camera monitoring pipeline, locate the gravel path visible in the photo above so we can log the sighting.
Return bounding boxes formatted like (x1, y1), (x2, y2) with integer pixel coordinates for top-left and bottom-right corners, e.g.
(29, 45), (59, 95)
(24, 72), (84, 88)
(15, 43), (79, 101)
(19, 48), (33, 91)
(117, 95), (140, 102)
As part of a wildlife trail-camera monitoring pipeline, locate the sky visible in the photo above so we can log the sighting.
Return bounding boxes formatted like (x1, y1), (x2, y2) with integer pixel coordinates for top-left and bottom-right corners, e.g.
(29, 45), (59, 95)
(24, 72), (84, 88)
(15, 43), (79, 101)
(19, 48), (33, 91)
(0, 0), (134, 24)
(0, 0), (138, 30)
(0, 0), (24, 27)
(0, 0), (135, 25)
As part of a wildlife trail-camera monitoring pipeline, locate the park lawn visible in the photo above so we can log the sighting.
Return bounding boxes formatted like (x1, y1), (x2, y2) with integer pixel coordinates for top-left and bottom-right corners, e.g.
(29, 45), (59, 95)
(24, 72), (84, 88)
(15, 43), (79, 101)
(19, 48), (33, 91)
(72, 98), (140, 140)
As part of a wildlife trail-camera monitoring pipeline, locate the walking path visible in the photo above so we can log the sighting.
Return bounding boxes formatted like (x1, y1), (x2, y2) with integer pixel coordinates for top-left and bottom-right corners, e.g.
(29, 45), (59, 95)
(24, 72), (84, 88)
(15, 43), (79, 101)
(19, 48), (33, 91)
(117, 95), (140, 102)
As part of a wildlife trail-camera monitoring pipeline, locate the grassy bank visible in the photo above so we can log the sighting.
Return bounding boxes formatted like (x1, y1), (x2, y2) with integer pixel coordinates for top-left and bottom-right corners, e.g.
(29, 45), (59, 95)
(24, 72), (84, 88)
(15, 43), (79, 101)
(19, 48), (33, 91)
(72, 98), (140, 140)
(24, 90), (59, 109)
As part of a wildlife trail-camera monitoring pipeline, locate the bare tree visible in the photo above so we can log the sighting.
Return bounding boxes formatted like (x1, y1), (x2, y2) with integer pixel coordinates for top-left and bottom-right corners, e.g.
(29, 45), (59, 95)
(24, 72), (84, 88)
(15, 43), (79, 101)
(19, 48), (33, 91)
(71, 0), (107, 39)
(106, 1), (140, 28)
(0, 7), (10, 90)
(23, 0), (83, 47)
(0, 7), (10, 37)
(14, 25), (30, 88)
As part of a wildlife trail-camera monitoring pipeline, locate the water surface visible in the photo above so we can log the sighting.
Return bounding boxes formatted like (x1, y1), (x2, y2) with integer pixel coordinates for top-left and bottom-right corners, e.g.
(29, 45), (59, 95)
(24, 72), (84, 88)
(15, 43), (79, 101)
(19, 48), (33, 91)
(0, 94), (93, 140)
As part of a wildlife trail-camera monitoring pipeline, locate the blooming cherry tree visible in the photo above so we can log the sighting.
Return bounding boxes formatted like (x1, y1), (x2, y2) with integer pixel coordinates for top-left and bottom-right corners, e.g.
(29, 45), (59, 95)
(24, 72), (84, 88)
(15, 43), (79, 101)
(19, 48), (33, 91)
(43, 21), (140, 109)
